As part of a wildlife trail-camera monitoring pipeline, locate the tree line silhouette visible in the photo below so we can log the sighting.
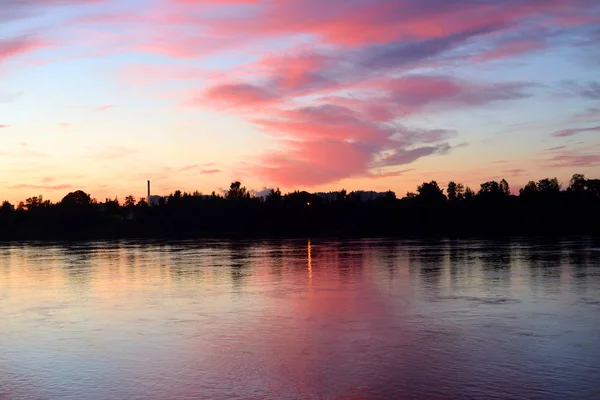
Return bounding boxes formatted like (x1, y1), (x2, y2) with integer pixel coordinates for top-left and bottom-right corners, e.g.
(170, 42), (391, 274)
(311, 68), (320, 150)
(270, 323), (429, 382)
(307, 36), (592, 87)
(1, 174), (599, 240)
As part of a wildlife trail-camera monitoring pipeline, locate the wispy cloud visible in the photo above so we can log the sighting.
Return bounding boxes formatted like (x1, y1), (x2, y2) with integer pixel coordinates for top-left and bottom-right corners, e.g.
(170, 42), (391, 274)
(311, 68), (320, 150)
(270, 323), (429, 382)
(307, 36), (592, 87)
(545, 149), (600, 168)
(551, 125), (600, 137)
(571, 104), (600, 121)
(366, 168), (416, 179)
(502, 169), (527, 176)
(8, 183), (73, 191)
(546, 146), (566, 151)
(2, 0), (600, 198)
(0, 36), (49, 63)
(1, 0), (106, 23)
(200, 169), (221, 174)
(568, 81), (600, 100)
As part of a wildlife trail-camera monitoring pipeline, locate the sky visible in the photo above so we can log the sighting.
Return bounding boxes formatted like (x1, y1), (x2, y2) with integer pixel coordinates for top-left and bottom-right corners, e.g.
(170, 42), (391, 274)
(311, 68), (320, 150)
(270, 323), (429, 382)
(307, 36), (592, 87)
(1, 0), (600, 204)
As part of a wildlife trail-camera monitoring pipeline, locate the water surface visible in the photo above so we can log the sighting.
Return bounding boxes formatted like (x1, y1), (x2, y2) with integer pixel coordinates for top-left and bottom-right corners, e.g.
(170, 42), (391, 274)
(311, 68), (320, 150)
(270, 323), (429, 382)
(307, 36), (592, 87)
(1, 238), (599, 399)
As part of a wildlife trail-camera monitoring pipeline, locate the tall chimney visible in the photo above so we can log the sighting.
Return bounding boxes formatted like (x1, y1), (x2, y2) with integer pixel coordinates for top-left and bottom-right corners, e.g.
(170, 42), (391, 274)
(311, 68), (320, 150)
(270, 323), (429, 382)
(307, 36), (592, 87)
(147, 180), (151, 203)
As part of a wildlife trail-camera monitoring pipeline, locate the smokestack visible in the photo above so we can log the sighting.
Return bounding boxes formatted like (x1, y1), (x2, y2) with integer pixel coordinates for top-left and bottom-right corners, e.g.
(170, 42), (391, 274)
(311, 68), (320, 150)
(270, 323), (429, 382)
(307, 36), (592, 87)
(147, 180), (151, 203)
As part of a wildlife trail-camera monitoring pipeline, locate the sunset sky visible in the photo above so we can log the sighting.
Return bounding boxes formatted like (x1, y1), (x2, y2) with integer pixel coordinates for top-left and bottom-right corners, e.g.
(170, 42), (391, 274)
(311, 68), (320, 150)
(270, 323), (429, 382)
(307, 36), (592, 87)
(1, 0), (600, 203)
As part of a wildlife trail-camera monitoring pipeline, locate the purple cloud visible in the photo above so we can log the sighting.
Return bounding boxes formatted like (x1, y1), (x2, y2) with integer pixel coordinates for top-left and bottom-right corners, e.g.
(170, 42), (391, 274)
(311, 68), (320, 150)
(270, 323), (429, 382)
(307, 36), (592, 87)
(545, 150), (600, 168)
(546, 146), (566, 151)
(502, 169), (527, 176)
(551, 125), (600, 137)
(577, 81), (600, 100)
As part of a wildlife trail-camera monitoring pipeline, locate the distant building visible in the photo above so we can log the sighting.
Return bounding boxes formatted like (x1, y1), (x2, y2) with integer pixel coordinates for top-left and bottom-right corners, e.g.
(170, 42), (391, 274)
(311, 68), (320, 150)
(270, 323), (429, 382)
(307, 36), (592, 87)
(148, 195), (168, 207)
(314, 190), (393, 202)
(315, 192), (341, 202)
(352, 191), (391, 202)
(146, 180), (168, 207)
(98, 198), (118, 213)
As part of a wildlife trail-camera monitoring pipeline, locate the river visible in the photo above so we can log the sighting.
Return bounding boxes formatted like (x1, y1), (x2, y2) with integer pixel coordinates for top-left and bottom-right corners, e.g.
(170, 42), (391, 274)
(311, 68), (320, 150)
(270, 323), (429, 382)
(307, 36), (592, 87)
(1, 238), (599, 399)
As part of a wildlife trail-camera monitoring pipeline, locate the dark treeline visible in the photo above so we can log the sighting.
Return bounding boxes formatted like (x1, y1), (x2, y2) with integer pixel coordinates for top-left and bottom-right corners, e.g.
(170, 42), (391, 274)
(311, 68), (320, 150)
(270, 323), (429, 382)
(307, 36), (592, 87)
(1, 174), (599, 240)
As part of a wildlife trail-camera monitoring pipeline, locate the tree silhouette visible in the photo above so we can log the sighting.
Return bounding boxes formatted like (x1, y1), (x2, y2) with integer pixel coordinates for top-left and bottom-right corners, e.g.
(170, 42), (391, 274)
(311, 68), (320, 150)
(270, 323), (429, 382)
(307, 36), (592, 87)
(586, 179), (600, 197)
(61, 190), (92, 207)
(226, 181), (250, 201)
(1, 172), (599, 240)
(520, 181), (538, 196)
(479, 181), (500, 195)
(537, 178), (561, 195)
(25, 196), (45, 211)
(266, 188), (282, 205)
(500, 179), (510, 196)
(0, 201), (13, 213)
(137, 198), (148, 208)
(447, 181), (459, 201)
(124, 195), (136, 208)
(464, 186), (475, 200)
(416, 181), (445, 203)
(568, 174), (586, 192)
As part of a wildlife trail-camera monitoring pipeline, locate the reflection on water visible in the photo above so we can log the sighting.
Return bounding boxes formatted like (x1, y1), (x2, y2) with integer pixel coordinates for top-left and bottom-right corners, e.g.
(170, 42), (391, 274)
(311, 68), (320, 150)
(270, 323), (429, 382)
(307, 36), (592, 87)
(1, 238), (600, 399)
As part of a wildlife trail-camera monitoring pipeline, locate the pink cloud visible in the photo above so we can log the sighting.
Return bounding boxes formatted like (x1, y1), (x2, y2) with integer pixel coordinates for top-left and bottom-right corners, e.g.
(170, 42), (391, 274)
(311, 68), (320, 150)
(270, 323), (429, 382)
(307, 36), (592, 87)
(97, 105), (114, 111)
(255, 140), (373, 187)
(197, 83), (279, 110)
(574, 110), (600, 121)
(545, 150), (600, 168)
(473, 38), (547, 62)
(253, 105), (392, 144)
(162, 164), (222, 175)
(197, 73), (529, 121)
(551, 125), (600, 137)
(248, 103), (456, 186)
(220, 1), (572, 46)
(132, 0), (598, 60)
(503, 169), (527, 176)
(191, 67), (526, 188)
(0, 36), (48, 63)
(18, 0), (594, 192)
(0, 124), (9, 128)
(375, 75), (530, 117)
(257, 52), (339, 93)
(171, 0), (260, 3)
